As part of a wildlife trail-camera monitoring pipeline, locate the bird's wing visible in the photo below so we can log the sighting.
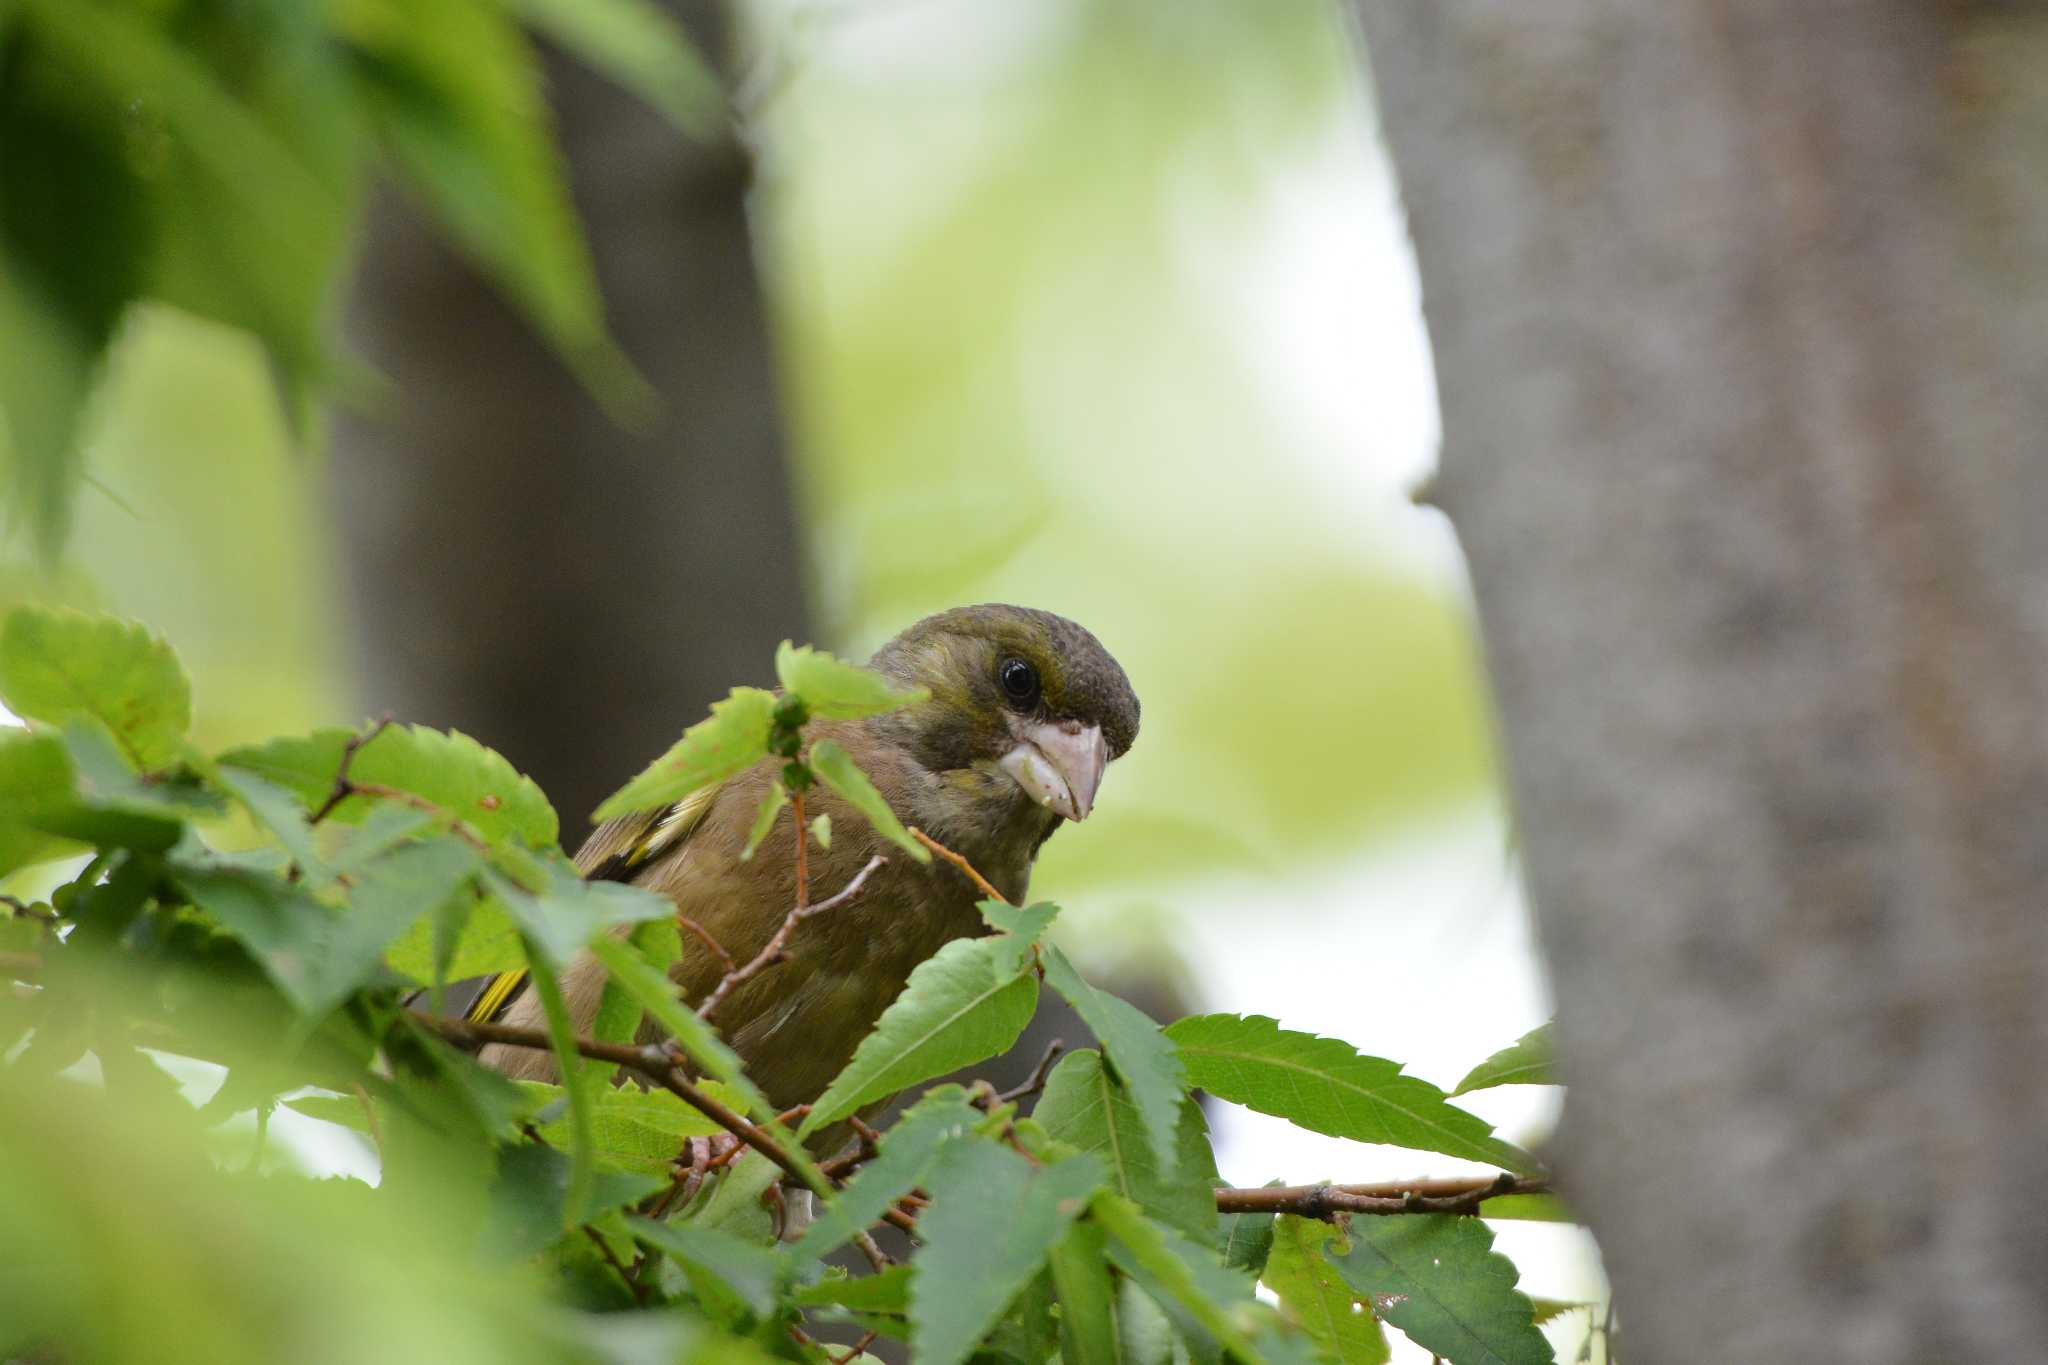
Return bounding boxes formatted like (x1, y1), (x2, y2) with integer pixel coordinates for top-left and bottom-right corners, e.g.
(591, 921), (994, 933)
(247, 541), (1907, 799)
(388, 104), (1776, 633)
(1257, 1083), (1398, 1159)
(461, 783), (723, 1024)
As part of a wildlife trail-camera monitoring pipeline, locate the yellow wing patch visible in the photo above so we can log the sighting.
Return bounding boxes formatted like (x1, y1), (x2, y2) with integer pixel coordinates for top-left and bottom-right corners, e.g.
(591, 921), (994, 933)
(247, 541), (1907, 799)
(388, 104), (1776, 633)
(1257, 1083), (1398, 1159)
(463, 784), (722, 1025)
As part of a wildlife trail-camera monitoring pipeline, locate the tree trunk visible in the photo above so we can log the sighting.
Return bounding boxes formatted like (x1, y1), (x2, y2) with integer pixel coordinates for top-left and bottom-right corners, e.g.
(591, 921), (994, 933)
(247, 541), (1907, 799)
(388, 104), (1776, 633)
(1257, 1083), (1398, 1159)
(1350, 2), (2048, 1358)
(328, 1), (809, 838)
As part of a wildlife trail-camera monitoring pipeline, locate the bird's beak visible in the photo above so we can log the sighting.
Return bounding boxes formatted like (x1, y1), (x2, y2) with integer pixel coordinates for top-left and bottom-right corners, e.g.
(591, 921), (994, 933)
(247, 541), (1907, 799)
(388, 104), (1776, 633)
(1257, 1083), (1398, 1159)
(999, 721), (1109, 822)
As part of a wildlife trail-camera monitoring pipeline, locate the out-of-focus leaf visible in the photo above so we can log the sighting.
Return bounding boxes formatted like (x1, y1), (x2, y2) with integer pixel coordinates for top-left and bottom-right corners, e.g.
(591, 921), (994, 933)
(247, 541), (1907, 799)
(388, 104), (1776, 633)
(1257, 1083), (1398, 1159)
(0, 607), (190, 769)
(739, 781), (786, 860)
(1452, 1022), (1556, 1096)
(976, 897), (1057, 941)
(1165, 1015), (1537, 1174)
(219, 724), (558, 851)
(808, 738), (929, 863)
(1264, 1217), (1389, 1365)
(627, 1216), (783, 1324)
(1091, 1194), (1264, 1362)
(169, 860), (341, 1014)
(910, 1144), (1103, 1365)
(387, 889), (523, 984)
(321, 837), (479, 1001)
(1047, 1217), (1120, 1365)
(793, 1264), (911, 1314)
(215, 766), (331, 885)
(791, 1085), (978, 1262)
(1476, 1194), (1575, 1224)
(522, 948), (596, 1229)
(1325, 1216), (1553, 1365)
(775, 641), (926, 719)
(485, 1141), (663, 1262)
(501, 0), (720, 135)
(1219, 1205), (1276, 1276)
(343, 0), (646, 413)
(531, 1082), (732, 1174)
(802, 934), (1037, 1136)
(1034, 1048), (1217, 1245)
(487, 853), (670, 968)
(592, 687), (774, 822)
(1041, 945), (1185, 1179)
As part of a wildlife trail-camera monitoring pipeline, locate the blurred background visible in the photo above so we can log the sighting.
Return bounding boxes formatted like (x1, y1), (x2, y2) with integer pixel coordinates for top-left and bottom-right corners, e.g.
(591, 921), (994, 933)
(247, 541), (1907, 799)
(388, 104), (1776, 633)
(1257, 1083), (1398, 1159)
(4, 0), (1595, 1351)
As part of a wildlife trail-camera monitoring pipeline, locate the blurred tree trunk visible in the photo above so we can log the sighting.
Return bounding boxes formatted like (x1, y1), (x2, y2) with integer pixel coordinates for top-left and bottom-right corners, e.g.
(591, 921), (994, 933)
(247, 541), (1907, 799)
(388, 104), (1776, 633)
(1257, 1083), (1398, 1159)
(1352, 2), (2048, 1358)
(329, 1), (809, 839)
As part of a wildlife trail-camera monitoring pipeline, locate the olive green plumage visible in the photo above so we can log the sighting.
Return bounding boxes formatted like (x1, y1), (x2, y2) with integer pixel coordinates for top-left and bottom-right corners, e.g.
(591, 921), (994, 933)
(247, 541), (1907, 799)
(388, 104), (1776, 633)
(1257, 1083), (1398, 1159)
(479, 604), (1138, 1116)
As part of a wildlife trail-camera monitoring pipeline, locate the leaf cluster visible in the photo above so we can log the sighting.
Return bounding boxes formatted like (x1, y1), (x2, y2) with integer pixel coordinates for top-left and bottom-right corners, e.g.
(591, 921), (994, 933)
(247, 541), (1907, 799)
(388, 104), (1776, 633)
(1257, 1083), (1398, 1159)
(0, 606), (1576, 1364)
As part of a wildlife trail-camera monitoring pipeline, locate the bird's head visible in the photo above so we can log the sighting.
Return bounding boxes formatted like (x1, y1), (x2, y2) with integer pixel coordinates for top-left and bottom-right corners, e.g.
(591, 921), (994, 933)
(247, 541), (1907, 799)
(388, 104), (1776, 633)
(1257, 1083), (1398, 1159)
(869, 604), (1138, 825)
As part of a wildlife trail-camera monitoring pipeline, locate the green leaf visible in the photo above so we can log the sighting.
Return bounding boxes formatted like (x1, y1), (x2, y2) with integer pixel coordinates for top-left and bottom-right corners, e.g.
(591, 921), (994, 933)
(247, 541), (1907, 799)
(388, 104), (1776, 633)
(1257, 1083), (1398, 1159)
(592, 687), (774, 822)
(170, 861), (342, 1014)
(976, 898), (1057, 941)
(500, 0), (720, 135)
(523, 1081), (734, 1174)
(488, 853), (671, 968)
(1041, 945), (1186, 1181)
(791, 1085), (980, 1262)
(345, 0), (647, 414)
(1034, 1049), (1218, 1245)
(801, 934), (1038, 1136)
(215, 767), (331, 886)
(524, 948), (595, 1230)
(219, 724), (558, 850)
(386, 888), (524, 984)
(739, 782), (786, 860)
(775, 641), (928, 720)
(808, 738), (930, 863)
(793, 1263), (912, 1315)
(1164, 1015), (1537, 1174)
(317, 837), (480, 1007)
(485, 1141), (663, 1261)
(1219, 1205), (1276, 1275)
(1452, 1022), (1556, 1096)
(0, 729), (89, 874)
(1091, 1194), (1265, 1361)
(1264, 1217), (1389, 1365)
(1047, 1215), (1122, 1365)
(0, 607), (190, 769)
(1324, 1216), (1553, 1365)
(1476, 1193), (1575, 1224)
(627, 1216), (784, 1323)
(910, 1143), (1103, 1365)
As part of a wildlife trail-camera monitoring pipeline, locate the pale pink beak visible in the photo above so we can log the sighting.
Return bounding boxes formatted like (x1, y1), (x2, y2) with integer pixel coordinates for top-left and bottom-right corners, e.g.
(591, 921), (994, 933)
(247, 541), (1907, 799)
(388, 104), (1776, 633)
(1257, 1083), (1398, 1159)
(999, 721), (1109, 821)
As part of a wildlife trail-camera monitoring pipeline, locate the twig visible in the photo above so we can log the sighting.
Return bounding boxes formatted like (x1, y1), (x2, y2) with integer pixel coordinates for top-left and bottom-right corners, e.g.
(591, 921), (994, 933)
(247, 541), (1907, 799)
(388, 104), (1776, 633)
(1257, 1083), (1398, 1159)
(349, 782), (492, 854)
(586, 1225), (649, 1306)
(674, 913), (737, 975)
(832, 1329), (881, 1364)
(1212, 1172), (1548, 1220)
(309, 716), (393, 824)
(695, 854), (887, 1023)
(411, 1011), (829, 1201)
(792, 785), (809, 921)
(910, 827), (1006, 904)
(996, 1038), (1066, 1106)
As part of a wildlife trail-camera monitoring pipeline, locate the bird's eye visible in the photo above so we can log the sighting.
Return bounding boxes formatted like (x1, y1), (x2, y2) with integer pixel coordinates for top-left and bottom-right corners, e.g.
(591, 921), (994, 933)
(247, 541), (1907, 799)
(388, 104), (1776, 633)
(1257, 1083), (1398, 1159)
(998, 657), (1041, 710)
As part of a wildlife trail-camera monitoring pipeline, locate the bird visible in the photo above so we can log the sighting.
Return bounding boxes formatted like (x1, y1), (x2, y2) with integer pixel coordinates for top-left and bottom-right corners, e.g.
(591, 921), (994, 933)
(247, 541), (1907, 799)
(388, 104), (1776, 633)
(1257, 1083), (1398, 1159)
(469, 604), (1140, 1117)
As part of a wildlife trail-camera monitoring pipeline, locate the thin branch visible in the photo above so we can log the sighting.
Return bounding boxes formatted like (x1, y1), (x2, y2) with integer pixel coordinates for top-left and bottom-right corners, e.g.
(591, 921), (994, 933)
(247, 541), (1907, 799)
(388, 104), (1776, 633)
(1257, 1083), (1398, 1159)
(832, 1329), (881, 1364)
(586, 1225), (649, 1306)
(995, 1038), (1066, 1106)
(792, 784), (809, 921)
(1212, 1172), (1549, 1220)
(674, 912), (737, 975)
(696, 854), (887, 1023)
(410, 1010), (829, 1201)
(309, 715), (393, 824)
(910, 827), (1007, 904)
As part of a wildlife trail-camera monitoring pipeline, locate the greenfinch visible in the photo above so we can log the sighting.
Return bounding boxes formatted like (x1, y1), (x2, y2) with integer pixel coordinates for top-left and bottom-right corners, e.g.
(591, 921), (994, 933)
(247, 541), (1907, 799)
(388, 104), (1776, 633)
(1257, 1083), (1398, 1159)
(471, 604), (1139, 1112)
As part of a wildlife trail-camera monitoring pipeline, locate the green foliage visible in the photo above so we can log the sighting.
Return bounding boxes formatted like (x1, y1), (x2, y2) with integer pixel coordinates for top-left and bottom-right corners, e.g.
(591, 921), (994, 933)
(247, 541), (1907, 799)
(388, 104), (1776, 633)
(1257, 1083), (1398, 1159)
(809, 737), (931, 863)
(1, 609), (1576, 1364)
(1453, 1021), (1557, 1095)
(775, 640), (928, 719)
(1325, 1217), (1554, 1365)
(0, 0), (715, 555)
(591, 686), (775, 821)
(1166, 1013), (1538, 1174)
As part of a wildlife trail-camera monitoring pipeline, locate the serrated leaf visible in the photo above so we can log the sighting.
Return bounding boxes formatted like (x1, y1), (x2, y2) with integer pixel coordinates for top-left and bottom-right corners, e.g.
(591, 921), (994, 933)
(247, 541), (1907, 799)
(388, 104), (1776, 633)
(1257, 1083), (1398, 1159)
(169, 861), (340, 1014)
(627, 1216), (784, 1323)
(910, 1144), (1103, 1365)
(215, 767), (332, 886)
(1047, 1218), (1121, 1365)
(1092, 1194), (1265, 1361)
(219, 724), (558, 849)
(1265, 1217), (1389, 1365)
(1164, 1015), (1537, 1175)
(488, 853), (671, 968)
(1324, 1216), (1553, 1365)
(1219, 1206), (1276, 1276)
(0, 607), (190, 769)
(485, 1142), (663, 1262)
(523, 948), (596, 1230)
(502, 0), (720, 135)
(1452, 1022), (1556, 1096)
(524, 1081), (733, 1174)
(1042, 945), (1186, 1181)
(386, 888), (524, 984)
(792, 1085), (978, 1262)
(1035, 1049), (1217, 1245)
(977, 898), (1057, 941)
(793, 1263), (912, 1314)
(801, 934), (1037, 1136)
(808, 738), (929, 863)
(592, 687), (774, 822)
(775, 642), (928, 720)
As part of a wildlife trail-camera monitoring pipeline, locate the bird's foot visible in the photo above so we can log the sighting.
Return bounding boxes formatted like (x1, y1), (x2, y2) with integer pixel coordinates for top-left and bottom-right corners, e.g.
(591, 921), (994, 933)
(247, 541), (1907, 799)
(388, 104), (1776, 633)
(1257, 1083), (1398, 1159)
(667, 1132), (745, 1211)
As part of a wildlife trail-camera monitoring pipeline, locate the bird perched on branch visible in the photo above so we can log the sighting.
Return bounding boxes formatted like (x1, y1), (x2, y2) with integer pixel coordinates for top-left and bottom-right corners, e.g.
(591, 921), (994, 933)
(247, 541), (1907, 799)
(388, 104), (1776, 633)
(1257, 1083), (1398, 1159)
(470, 604), (1139, 1114)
